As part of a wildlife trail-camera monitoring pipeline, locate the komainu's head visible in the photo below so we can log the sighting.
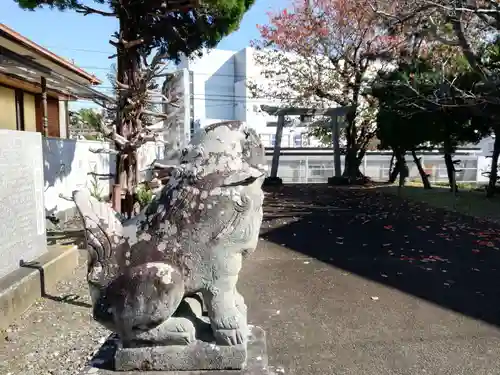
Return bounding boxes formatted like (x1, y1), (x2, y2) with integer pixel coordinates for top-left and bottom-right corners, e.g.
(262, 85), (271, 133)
(180, 121), (267, 187)
(240, 126), (267, 176)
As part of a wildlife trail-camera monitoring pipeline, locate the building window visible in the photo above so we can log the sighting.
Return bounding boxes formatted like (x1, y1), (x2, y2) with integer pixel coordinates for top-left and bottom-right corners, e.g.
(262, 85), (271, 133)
(271, 134), (276, 146)
(15, 89), (25, 131)
(293, 134), (301, 147)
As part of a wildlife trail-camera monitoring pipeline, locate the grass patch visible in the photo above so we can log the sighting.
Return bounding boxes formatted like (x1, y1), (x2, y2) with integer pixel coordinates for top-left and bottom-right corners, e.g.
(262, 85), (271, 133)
(380, 184), (500, 222)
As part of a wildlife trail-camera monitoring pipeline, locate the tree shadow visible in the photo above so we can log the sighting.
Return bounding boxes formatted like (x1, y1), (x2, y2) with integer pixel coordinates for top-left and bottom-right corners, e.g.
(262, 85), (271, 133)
(261, 184), (500, 327)
(42, 137), (77, 220)
(43, 137), (76, 191)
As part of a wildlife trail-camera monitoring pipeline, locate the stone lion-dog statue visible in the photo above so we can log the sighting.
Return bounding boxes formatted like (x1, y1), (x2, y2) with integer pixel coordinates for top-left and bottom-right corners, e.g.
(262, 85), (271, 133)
(73, 121), (267, 351)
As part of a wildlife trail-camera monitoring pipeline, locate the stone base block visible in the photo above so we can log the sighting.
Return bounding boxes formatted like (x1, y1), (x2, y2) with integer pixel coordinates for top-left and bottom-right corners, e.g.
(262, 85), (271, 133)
(115, 339), (246, 371)
(80, 326), (270, 374)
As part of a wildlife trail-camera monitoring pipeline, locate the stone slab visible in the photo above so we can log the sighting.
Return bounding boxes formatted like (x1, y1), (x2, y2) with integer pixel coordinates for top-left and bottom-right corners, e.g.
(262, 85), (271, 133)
(0, 129), (47, 279)
(0, 244), (79, 330)
(79, 326), (270, 374)
(115, 339), (246, 371)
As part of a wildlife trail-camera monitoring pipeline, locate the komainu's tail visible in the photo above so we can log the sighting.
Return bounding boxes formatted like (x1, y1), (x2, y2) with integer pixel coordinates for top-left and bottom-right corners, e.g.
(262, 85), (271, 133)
(72, 190), (125, 294)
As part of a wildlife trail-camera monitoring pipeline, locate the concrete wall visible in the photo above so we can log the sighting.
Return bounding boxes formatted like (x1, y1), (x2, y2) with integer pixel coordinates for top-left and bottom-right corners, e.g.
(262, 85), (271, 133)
(43, 138), (164, 217)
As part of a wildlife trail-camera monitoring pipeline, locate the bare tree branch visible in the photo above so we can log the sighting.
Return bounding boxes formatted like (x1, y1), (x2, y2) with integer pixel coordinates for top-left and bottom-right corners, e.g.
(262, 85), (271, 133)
(75, 4), (116, 17)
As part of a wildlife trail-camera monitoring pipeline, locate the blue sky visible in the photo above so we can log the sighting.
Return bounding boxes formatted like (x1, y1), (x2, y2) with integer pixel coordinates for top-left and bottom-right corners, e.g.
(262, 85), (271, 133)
(1, 0), (287, 107)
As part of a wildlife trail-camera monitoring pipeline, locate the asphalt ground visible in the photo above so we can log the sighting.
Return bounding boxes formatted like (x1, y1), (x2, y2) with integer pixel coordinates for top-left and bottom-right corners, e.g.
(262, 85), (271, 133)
(239, 184), (500, 375)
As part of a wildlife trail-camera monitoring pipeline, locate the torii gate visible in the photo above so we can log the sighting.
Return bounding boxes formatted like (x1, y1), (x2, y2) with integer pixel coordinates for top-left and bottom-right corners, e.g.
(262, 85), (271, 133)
(260, 105), (351, 184)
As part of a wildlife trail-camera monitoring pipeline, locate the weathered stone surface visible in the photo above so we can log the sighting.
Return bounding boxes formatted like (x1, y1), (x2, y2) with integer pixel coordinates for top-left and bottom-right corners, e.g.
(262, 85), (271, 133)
(73, 122), (267, 370)
(0, 130), (47, 279)
(80, 325), (270, 374)
(115, 335), (247, 371)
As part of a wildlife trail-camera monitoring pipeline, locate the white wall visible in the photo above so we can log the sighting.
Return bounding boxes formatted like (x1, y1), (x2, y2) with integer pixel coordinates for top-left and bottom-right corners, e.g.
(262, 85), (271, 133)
(58, 100), (68, 138)
(477, 155), (492, 183)
(180, 49), (237, 124)
(43, 138), (164, 215)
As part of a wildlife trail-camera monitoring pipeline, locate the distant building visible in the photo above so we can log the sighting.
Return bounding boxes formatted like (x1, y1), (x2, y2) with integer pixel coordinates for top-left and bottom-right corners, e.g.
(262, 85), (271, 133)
(169, 47), (328, 148)
(0, 23), (109, 138)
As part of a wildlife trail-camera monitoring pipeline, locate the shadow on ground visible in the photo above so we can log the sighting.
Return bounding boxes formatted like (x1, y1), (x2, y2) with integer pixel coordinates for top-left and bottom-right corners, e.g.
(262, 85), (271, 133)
(261, 184), (500, 327)
(21, 260), (92, 309)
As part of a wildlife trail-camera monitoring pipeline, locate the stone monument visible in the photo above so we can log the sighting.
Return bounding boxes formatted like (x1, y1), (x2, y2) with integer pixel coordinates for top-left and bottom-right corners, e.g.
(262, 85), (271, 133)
(0, 129), (47, 279)
(74, 122), (269, 373)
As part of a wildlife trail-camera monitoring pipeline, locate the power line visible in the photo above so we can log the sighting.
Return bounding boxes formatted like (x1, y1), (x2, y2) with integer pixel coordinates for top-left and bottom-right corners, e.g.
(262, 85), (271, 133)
(81, 66), (256, 80)
(75, 95), (296, 104)
(80, 87), (302, 101)
(43, 45), (114, 55)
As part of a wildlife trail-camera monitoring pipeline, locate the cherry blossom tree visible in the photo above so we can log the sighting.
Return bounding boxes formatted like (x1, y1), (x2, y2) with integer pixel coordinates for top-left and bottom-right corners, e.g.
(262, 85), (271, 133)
(252, 0), (405, 181)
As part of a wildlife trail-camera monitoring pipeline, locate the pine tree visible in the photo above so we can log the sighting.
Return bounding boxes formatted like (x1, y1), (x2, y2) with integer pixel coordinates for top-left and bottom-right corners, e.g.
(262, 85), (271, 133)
(15, 0), (255, 216)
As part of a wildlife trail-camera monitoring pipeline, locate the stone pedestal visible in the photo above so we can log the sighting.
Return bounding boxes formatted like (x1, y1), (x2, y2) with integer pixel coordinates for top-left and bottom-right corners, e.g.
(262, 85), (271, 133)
(115, 335), (247, 371)
(79, 326), (270, 375)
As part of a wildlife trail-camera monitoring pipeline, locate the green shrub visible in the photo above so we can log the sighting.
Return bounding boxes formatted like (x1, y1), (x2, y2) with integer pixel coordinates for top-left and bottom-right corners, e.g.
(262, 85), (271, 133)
(136, 184), (154, 208)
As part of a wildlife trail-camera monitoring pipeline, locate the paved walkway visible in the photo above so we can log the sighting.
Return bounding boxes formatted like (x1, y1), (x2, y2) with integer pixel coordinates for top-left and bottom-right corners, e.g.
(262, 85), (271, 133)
(252, 185), (500, 374)
(3, 184), (500, 374)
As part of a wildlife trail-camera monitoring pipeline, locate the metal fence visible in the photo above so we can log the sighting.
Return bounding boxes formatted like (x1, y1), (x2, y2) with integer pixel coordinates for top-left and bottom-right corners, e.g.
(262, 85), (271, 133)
(266, 153), (479, 184)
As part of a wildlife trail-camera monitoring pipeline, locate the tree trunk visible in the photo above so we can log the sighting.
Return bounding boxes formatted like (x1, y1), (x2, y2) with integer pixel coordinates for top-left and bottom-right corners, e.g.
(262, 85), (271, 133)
(343, 148), (363, 182)
(486, 135), (500, 197)
(114, 8), (142, 218)
(411, 150), (431, 189)
(341, 106), (362, 183)
(389, 150), (405, 184)
(388, 151), (395, 182)
(443, 151), (458, 193)
(396, 151), (408, 191)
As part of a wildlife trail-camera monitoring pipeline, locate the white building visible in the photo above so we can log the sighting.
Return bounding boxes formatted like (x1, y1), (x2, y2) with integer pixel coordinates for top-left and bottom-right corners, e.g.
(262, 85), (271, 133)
(174, 47), (326, 148)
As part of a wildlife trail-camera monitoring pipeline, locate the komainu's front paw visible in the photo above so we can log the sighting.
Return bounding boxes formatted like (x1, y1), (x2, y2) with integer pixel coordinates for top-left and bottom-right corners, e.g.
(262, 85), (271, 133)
(212, 311), (241, 330)
(214, 327), (247, 346)
(211, 311), (248, 346)
(132, 317), (196, 346)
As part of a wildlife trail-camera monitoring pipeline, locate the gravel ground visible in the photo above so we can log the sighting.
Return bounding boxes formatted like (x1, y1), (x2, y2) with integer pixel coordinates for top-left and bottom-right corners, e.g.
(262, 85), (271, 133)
(0, 252), (110, 375)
